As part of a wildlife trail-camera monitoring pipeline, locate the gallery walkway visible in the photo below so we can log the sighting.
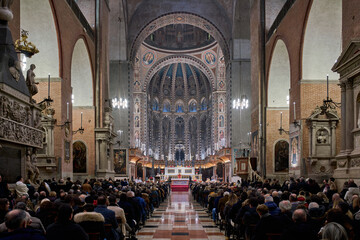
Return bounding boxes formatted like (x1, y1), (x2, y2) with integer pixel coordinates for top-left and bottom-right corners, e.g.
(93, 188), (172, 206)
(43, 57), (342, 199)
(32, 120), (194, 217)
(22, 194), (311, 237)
(136, 191), (226, 240)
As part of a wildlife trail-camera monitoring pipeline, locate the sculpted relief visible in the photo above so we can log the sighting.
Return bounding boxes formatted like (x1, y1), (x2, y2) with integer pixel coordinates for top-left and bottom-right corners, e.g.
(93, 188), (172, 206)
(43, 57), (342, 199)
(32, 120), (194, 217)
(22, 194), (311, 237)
(0, 95), (43, 148)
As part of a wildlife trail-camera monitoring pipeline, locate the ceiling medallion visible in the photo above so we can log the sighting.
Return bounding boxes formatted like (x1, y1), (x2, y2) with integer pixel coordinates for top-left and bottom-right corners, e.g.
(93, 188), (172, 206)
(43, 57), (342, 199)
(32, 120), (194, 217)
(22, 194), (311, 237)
(202, 50), (217, 67)
(175, 16), (184, 22)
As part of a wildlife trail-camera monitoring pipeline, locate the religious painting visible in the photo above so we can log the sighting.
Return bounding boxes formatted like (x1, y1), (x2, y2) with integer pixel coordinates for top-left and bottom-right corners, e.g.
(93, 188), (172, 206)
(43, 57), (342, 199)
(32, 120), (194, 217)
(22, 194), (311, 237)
(114, 149), (127, 175)
(290, 136), (299, 166)
(251, 131), (258, 158)
(219, 115), (224, 127)
(219, 100), (224, 112)
(218, 81), (225, 89)
(135, 116), (140, 127)
(134, 130), (140, 147)
(142, 51), (155, 66)
(134, 102), (140, 113)
(274, 140), (289, 172)
(203, 51), (216, 66)
(219, 130), (224, 141)
(73, 141), (86, 173)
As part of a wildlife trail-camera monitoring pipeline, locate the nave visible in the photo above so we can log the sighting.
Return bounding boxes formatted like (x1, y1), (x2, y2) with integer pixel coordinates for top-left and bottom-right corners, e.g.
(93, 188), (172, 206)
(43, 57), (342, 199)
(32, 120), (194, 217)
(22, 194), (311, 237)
(137, 191), (225, 240)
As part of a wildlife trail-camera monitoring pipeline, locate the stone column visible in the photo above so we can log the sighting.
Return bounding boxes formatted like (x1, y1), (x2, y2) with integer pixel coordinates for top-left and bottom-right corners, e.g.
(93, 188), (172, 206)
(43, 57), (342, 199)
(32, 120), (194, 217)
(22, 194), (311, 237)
(340, 83), (347, 153)
(311, 124), (316, 157)
(331, 122), (337, 156)
(346, 81), (354, 153)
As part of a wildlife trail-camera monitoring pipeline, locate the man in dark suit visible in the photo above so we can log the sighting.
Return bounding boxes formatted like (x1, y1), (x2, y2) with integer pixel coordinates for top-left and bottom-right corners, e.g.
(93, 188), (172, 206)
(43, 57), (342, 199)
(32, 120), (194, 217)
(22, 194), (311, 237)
(281, 209), (318, 240)
(253, 204), (282, 240)
(94, 195), (119, 239)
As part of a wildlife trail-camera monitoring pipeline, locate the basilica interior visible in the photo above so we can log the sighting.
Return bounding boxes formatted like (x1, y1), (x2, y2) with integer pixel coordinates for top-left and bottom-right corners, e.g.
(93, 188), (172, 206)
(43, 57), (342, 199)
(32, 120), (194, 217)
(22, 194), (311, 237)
(0, 0), (359, 187)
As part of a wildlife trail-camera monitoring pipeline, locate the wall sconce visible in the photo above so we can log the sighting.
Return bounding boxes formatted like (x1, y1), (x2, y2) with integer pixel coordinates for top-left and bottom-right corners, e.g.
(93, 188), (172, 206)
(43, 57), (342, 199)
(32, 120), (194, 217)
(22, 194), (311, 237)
(73, 112), (84, 134)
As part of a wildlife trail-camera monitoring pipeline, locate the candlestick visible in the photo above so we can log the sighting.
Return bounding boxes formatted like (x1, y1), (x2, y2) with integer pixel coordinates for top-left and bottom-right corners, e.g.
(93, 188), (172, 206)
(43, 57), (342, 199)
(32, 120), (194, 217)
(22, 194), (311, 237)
(80, 112), (83, 128)
(293, 102), (296, 120)
(48, 74), (50, 99)
(280, 112), (283, 129)
(326, 74), (329, 100)
(67, 102), (69, 121)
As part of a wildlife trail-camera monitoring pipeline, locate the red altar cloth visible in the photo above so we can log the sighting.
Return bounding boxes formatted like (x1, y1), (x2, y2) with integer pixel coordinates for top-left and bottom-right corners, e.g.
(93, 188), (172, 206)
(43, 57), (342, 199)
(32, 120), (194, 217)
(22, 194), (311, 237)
(171, 179), (189, 192)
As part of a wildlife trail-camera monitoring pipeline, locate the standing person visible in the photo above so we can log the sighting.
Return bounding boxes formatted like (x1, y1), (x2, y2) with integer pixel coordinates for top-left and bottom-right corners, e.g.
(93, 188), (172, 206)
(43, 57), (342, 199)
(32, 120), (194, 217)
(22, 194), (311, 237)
(46, 204), (88, 240)
(0, 198), (9, 224)
(15, 176), (28, 198)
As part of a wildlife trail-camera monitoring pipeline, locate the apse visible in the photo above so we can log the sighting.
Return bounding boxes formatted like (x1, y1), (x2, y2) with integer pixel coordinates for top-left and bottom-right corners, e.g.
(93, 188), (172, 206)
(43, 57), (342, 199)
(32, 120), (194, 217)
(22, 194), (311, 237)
(147, 63), (212, 167)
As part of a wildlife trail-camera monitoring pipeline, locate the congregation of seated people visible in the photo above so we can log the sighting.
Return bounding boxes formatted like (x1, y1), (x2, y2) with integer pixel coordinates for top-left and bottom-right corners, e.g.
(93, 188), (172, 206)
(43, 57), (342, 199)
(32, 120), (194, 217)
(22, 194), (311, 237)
(191, 176), (360, 240)
(0, 174), (168, 240)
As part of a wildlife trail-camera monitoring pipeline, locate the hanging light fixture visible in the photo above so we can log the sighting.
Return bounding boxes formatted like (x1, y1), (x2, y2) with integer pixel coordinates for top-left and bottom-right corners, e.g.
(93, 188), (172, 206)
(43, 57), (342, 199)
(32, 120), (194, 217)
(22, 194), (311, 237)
(112, 97), (128, 109)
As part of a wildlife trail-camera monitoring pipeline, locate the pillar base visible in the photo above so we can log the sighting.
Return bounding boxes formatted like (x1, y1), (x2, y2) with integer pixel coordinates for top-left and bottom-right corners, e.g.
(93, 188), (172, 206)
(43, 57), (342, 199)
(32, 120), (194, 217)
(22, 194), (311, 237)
(96, 169), (115, 179)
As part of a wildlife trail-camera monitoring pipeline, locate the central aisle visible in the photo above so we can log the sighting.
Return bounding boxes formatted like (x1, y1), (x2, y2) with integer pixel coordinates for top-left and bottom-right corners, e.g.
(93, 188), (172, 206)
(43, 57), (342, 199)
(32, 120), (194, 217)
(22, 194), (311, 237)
(137, 191), (226, 240)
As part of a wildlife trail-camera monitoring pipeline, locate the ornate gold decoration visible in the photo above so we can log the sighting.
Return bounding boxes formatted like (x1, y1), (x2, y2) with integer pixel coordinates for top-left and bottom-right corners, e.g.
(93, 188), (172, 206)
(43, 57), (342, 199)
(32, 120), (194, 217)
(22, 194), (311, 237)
(14, 29), (39, 58)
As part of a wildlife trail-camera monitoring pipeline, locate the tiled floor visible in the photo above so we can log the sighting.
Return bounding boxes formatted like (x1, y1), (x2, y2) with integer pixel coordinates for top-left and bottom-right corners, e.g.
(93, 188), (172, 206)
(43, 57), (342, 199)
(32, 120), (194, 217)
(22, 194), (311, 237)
(136, 191), (226, 240)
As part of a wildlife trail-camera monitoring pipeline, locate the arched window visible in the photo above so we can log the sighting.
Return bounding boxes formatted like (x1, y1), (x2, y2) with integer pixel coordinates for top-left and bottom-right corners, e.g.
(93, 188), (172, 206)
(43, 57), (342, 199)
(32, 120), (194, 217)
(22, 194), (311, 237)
(189, 100), (197, 112)
(73, 141), (87, 173)
(175, 101), (184, 113)
(201, 98), (207, 110)
(274, 140), (289, 172)
(163, 100), (171, 112)
(152, 98), (159, 111)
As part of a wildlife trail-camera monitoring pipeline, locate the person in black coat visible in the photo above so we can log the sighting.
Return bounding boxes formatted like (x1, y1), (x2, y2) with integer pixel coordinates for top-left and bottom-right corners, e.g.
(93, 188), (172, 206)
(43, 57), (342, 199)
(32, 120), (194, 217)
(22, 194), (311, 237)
(281, 209), (318, 240)
(253, 204), (282, 240)
(46, 204), (88, 240)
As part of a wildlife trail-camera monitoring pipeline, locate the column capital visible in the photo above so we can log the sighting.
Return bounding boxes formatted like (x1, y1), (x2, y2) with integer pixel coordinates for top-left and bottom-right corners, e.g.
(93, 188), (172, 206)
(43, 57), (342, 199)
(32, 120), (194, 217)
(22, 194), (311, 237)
(346, 80), (353, 89)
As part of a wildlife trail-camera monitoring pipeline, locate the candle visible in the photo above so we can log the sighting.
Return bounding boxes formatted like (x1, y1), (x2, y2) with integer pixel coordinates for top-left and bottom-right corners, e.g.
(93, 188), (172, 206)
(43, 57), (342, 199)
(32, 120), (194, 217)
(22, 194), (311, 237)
(80, 112), (83, 128)
(293, 102), (296, 120)
(280, 112), (283, 129)
(327, 74), (329, 100)
(67, 102), (69, 121)
(48, 74), (50, 99)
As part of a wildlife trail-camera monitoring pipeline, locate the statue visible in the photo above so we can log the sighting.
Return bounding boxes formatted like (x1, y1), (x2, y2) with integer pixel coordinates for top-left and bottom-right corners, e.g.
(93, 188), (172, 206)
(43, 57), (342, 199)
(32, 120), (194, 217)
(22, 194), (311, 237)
(8, 57), (21, 81)
(26, 148), (39, 184)
(26, 64), (39, 97)
(0, 0), (14, 22)
(317, 130), (328, 144)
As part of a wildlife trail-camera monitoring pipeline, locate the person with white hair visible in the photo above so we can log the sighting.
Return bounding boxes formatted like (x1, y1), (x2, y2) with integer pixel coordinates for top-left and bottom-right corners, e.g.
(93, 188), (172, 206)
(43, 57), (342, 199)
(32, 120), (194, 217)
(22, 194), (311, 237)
(264, 196), (280, 216)
(275, 200), (292, 227)
(307, 202), (325, 233)
(322, 222), (348, 240)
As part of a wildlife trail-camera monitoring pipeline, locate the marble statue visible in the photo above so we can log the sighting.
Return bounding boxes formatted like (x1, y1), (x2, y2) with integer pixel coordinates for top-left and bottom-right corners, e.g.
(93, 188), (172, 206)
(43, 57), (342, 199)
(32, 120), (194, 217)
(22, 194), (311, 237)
(26, 148), (39, 184)
(26, 64), (39, 97)
(0, 0), (13, 22)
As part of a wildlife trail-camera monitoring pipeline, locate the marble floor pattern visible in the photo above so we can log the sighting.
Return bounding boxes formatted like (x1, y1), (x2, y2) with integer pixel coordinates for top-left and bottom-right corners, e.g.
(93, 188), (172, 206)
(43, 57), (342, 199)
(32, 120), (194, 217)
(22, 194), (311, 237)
(136, 191), (226, 240)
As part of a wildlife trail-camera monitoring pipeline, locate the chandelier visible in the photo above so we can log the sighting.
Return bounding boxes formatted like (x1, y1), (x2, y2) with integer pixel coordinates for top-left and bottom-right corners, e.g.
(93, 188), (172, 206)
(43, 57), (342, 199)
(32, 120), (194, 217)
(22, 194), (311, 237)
(232, 95), (249, 109)
(112, 98), (128, 109)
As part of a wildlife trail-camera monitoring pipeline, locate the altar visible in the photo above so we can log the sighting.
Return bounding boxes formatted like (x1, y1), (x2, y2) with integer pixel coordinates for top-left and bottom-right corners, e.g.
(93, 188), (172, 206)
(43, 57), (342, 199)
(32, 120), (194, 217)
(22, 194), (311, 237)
(165, 166), (195, 177)
(171, 178), (189, 192)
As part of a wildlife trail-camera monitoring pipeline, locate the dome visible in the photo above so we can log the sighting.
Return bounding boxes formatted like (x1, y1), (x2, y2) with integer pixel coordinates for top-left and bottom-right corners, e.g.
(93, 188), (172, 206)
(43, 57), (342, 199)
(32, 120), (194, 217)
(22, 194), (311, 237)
(148, 63), (211, 113)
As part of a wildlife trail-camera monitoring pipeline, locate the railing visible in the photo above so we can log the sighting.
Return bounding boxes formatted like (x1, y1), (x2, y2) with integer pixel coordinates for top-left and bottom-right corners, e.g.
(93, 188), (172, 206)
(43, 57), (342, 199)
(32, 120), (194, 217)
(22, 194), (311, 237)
(267, 0), (296, 41)
(65, 0), (95, 41)
(248, 157), (263, 182)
